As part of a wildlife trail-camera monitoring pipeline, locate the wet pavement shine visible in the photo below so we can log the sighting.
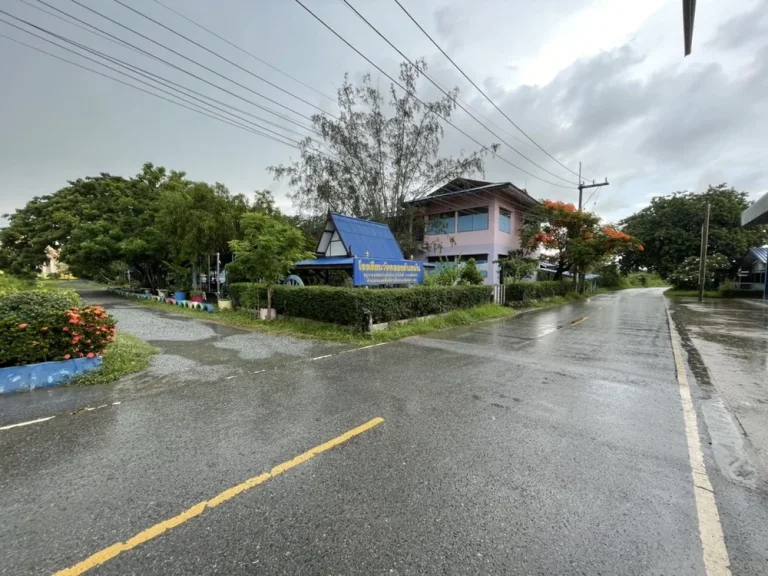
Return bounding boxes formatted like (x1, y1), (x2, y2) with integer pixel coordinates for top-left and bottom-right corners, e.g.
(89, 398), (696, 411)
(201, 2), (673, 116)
(1, 289), (767, 574)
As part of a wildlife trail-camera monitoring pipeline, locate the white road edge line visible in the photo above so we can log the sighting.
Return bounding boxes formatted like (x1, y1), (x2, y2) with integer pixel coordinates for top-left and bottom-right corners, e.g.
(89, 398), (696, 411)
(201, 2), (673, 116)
(0, 415), (56, 431)
(309, 354), (333, 361)
(666, 305), (732, 576)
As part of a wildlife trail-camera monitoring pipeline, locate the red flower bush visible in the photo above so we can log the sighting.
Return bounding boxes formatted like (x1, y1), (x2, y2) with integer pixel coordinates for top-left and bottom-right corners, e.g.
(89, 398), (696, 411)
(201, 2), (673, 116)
(0, 292), (116, 367)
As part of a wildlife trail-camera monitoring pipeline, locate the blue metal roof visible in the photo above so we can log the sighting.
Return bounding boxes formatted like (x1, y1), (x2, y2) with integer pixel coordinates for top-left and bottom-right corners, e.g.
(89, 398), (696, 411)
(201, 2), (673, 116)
(748, 247), (768, 264)
(330, 213), (403, 259)
(294, 256), (354, 268)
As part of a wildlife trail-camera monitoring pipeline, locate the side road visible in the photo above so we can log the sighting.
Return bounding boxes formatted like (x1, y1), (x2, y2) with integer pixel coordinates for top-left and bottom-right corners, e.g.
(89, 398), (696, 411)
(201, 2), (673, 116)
(0, 290), (353, 426)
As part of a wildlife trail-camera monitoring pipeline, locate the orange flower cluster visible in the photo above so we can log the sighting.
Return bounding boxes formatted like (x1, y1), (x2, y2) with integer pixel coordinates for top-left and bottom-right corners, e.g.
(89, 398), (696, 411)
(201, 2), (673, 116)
(544, 200), (577, 213)
(603, 227), (633, 242)
(64, 305), (116, 359)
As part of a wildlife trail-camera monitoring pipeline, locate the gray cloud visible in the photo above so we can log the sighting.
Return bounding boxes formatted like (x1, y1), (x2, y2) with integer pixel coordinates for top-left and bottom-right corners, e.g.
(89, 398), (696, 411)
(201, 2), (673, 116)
(708, 0), (768, 51)
(1, 0), (766, 230)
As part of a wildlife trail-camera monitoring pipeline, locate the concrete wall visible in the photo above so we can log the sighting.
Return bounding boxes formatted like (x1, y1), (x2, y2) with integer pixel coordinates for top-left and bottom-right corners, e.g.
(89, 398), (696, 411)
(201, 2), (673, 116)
(417, 191), (526, 284)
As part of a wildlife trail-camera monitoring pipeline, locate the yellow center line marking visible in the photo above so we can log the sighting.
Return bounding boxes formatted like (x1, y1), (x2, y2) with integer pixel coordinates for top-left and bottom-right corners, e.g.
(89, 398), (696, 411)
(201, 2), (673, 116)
(665, 305), (731, 575)
(570, 316), (589, 326)
(53, 417), (385, 576)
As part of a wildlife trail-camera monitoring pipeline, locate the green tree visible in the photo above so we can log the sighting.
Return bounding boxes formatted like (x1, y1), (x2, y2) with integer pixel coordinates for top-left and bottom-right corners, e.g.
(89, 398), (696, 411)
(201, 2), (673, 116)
(460, 258), (484, 285)
(667, 254), (732, 290)
(523, 200), (638, 291)
(0, 164), (170, 284)
(620, 184), (768, 278)
(495, 249), (538, 282)
(269, 59), (493, 256)
(157, 178), (249, 286)
(226, 213), (313, 313)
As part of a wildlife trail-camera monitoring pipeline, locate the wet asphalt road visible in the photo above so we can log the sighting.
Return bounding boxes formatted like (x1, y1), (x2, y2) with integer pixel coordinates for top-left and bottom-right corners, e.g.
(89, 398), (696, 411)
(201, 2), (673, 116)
(2, 289), (768, 575)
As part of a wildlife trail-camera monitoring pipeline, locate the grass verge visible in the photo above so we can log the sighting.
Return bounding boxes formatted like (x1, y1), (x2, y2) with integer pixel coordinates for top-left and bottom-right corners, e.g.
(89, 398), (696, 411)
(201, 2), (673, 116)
(132, 298), (516, 345)
(73, 333), (159, 386)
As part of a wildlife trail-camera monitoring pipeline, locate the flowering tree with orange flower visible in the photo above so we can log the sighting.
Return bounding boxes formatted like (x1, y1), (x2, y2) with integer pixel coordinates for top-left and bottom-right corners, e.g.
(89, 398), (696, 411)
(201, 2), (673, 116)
(522, 200), (642, 292)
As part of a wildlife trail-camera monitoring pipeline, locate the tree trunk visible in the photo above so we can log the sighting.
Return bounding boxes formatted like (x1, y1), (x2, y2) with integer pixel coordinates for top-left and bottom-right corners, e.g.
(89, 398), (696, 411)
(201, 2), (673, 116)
(267, 286), (272, 313)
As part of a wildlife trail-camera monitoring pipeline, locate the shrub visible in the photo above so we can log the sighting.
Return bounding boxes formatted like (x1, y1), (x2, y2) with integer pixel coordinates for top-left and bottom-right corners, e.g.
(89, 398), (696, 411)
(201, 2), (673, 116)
(718, 289), (764, 299)
(0, 291), (116, 367)
(229, 283), (493, 326)
(460, 258), (485, 285)
(505, 280), (575, 302)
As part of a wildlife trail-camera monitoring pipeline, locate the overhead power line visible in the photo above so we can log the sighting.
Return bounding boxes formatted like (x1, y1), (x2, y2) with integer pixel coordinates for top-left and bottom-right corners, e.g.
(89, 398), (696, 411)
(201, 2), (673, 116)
(149, 0), (337, 104)
(35, 0), (319, 130)
(293, 0), (575, 190)
(44, 0), (321, 123)
(13, 1), (320, 140)
(0, 32), (314, 153)
(0, 10), (335, 159)
(109, 0), (336, 118)
(392, 0), (586, 181)
(340, 0), (577, 186)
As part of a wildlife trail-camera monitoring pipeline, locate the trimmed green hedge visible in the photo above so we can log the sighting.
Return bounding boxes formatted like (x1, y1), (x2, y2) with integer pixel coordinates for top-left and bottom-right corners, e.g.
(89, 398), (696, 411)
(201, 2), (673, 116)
(229, 283), (493, 326)
(505, 280), (575, 302)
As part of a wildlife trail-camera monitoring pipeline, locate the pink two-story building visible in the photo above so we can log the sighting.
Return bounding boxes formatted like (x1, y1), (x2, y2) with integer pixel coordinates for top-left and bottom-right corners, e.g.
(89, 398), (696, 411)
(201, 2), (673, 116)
(409, 178), (540, 284)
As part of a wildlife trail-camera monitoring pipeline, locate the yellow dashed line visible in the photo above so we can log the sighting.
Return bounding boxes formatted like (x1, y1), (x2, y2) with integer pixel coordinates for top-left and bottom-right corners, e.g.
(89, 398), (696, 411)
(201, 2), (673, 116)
(570, 316), (589, 326)
(53, 417), (385, 576)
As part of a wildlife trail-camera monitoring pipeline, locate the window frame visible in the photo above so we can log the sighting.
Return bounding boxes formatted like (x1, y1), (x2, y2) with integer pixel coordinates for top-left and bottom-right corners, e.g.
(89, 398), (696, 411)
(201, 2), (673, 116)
(426, 211), (456, 235)
(499, 208), (512, 234)
(457, 207), (489, 233)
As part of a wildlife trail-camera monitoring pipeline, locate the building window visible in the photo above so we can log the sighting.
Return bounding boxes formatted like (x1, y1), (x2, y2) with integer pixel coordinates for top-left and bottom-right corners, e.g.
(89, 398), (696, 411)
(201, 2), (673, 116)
(427, 211), (455, 235)
(499, 209), (511, 234)
(457, 207), (489, 232)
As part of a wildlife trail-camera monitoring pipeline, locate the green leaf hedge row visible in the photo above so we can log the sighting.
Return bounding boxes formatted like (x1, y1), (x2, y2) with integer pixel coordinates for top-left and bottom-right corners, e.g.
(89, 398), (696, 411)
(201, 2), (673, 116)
(505, 280), (575, 302)
(0, 290), (116, 367)
(229, 283), (493, 326)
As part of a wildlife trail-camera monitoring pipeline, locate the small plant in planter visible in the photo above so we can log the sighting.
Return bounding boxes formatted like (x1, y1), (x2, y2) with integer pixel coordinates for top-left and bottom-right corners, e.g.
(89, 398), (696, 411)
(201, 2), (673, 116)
(189, 289), (205, 303)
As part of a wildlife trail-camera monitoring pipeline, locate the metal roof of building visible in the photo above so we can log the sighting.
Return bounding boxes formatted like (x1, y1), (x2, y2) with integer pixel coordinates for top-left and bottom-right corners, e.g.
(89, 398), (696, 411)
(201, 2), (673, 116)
(294, 256), (354, 268)
(742, 191), (768, 227)
(405, 177), (540, 209)
(748, 247), (768, 264)
(327, 212), (403, 259)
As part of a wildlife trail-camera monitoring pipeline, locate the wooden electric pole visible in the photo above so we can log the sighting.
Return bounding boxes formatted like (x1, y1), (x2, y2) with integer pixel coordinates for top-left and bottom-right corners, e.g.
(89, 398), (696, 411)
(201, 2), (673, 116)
(697, 202), (711, 302)
(577, 162), (610, 211)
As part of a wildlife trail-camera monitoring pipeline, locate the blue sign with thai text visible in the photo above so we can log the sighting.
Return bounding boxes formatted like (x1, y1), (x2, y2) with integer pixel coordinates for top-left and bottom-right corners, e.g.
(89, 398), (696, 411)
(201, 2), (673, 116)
(353, 258), (424, 286)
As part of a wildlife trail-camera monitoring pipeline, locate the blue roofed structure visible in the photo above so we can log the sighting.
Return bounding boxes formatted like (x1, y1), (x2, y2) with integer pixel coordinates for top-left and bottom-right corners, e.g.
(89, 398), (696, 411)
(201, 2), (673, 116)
(295, 213), (403, 268)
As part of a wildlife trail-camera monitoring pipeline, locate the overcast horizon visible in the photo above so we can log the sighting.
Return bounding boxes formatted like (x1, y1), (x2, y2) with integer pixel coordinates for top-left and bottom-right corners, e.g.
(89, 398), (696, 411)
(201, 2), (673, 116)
(2, 0), (767, 227)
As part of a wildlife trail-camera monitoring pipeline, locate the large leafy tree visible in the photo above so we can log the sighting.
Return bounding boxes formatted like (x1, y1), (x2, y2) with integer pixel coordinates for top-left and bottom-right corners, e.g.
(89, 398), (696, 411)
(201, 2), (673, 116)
(156, 176), (249, 285)
(620, 184), (768, 278)
(0, 163), (249, 289)
(269, 59), (493, 254)
(0, 164), (168, 282)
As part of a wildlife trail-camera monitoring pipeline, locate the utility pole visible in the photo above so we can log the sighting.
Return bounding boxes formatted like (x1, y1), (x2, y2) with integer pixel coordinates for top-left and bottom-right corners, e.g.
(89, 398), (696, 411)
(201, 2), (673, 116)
(697, 202), (711, 302)
(577, 162), (610, 211)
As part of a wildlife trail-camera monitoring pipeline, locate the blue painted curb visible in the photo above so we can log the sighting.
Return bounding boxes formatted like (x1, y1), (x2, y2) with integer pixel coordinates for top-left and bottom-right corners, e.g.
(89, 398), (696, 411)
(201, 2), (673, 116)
(0, 357), (103, 395)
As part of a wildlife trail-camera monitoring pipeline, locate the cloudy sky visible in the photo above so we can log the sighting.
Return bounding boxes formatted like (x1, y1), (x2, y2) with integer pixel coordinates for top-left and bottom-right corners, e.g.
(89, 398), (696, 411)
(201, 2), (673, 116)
(1, 0), (767, 226)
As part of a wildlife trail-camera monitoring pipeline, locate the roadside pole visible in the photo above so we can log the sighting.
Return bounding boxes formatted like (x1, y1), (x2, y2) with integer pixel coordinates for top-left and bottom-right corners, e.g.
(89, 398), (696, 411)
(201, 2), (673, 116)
(577, 163), (610, 291)
(697, 202), (711, 302)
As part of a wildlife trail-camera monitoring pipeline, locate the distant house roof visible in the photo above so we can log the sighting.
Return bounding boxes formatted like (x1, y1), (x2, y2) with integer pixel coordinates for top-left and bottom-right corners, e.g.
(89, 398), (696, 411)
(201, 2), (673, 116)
(745, 247), (768, 265)
(406, 177), (540, 210)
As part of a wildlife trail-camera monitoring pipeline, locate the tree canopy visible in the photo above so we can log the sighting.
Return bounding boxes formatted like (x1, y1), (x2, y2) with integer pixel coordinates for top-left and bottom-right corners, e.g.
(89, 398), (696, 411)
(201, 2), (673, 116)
(269, 59), (493, 255)
(522, 200), (638, 288)
(0, 163), (257, 288)
(620, 184), (768, 278)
